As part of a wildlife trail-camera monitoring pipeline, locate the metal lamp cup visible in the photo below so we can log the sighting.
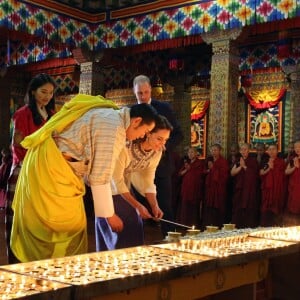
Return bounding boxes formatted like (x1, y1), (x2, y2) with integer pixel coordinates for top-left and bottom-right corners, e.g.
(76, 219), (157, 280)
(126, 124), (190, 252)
(167, 231), (182, 242)
(223, 224), (236, 230)
(205, 226), (219, 233)
(186, 229), (201, 236)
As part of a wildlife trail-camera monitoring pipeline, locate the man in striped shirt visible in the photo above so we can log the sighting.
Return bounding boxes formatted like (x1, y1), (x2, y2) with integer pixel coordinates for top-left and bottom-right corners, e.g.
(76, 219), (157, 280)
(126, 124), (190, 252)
(10, 94), (158, 262)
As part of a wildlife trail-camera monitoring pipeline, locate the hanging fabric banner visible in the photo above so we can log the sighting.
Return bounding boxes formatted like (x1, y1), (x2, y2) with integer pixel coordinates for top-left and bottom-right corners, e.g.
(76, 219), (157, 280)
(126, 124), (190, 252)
(245, 88), (286, 110)
(191, 100), (209, 120)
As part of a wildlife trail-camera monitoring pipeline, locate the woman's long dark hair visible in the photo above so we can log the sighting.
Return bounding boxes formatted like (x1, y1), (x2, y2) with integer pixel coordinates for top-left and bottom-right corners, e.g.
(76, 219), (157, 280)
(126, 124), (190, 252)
(25, 73), (57, 126)
(152, 114), (173, 133)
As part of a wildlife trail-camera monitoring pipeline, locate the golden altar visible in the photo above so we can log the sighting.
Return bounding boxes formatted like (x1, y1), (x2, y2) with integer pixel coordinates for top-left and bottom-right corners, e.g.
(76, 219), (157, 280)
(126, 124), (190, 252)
(1, 226), (300, 300)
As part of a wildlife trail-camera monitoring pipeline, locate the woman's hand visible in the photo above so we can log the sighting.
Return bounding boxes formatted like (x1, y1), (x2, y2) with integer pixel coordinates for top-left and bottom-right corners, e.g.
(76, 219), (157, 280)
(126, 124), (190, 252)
(151, 203), (163, 219)
(145, 193), (163, 219)
(107, 214), (124, 232)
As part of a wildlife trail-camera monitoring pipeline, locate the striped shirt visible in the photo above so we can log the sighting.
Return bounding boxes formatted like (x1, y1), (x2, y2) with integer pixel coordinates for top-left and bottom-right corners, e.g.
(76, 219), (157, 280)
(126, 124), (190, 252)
(54, 107), (130, 186)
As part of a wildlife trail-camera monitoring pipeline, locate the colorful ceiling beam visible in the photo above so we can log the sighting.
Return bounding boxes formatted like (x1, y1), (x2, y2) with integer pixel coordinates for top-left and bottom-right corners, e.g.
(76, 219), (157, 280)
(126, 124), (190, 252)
(1, 0), (299, 51)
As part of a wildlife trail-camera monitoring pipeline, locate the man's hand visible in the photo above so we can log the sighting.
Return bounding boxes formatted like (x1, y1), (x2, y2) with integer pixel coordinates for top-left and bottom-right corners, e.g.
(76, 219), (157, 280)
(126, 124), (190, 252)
(240, 157), (246, 168)
(294, 157), (300, 168)
(107, 214), (124, 232)
(136, 204), (152, 219)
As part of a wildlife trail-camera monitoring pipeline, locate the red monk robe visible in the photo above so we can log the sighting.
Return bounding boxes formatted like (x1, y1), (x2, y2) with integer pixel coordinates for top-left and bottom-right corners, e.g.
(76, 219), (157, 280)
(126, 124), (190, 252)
(260, 156), (286, 227)
(231, 144), (260, 228)
(287, 167), (300, 214)
(203, 155), (229, 228)
(178, 148), (205, 227)
(285, 153), (300, 225)
(284, 142), (300, 225)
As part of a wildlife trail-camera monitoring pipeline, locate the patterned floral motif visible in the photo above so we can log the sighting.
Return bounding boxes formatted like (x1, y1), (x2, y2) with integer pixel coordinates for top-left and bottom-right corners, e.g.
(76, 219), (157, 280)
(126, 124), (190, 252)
(0, 0), (298, 54)
(240, 42), (300, 71)
(126, 142), (156, 175)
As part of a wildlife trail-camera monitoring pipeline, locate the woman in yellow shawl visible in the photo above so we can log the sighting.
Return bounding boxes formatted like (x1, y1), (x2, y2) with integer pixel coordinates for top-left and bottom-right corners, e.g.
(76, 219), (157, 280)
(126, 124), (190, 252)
(11, 94), (158, 262)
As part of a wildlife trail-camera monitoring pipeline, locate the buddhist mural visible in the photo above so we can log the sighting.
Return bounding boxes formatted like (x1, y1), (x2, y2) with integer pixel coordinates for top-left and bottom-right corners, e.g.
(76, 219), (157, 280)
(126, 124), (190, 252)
(248, 103), (282, 151)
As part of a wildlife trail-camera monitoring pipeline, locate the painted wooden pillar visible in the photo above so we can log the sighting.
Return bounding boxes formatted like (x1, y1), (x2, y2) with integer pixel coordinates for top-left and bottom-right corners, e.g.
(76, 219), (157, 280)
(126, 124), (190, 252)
(168, 75), (191, 154)
(79, 61), (104, 96)
(174, 83), (191, 154)
(202, 29), (241, 157)
(283, 65), (300, 143)
(72, 48), (105, 96)
(237, 97), (247, 146)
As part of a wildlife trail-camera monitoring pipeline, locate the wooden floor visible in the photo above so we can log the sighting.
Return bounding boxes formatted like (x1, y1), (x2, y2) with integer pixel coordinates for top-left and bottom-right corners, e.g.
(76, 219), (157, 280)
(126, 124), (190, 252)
(0, 203), (164, 266)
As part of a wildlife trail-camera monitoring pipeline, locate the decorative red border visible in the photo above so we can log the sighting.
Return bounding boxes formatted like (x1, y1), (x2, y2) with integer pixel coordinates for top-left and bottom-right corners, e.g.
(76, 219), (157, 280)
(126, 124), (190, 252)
(24, 0), (106, 22)
(110, 0), (199, 20)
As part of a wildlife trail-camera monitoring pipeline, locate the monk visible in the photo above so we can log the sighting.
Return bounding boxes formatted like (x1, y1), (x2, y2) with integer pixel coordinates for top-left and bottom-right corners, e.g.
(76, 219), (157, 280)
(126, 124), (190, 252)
(260, 144), (286, 227)
(231, 143), (260, 228)
(284, 141), (300, 225)
(202, 144), (229, 228)
(225, 143), (239, 223)
(255, 143), (269, 166)
(178, 147), (205, 227)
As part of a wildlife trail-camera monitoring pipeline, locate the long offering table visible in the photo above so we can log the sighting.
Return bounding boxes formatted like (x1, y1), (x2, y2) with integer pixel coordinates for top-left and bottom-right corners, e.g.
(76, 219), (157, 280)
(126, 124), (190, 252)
(1, 226), (300, 300)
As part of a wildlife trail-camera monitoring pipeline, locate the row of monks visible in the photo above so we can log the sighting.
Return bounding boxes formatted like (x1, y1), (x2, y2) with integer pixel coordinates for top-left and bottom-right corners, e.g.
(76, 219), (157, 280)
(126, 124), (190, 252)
(174, 141), (300, 230)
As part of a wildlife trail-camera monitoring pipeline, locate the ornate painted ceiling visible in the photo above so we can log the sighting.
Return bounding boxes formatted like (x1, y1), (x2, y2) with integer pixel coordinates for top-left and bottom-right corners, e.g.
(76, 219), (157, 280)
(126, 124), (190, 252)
(0, 0), (299, 68)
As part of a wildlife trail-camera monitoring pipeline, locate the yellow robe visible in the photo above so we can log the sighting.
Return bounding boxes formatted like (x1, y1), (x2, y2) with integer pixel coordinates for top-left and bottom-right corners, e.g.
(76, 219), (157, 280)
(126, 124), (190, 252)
(11, 94), (118, 262)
